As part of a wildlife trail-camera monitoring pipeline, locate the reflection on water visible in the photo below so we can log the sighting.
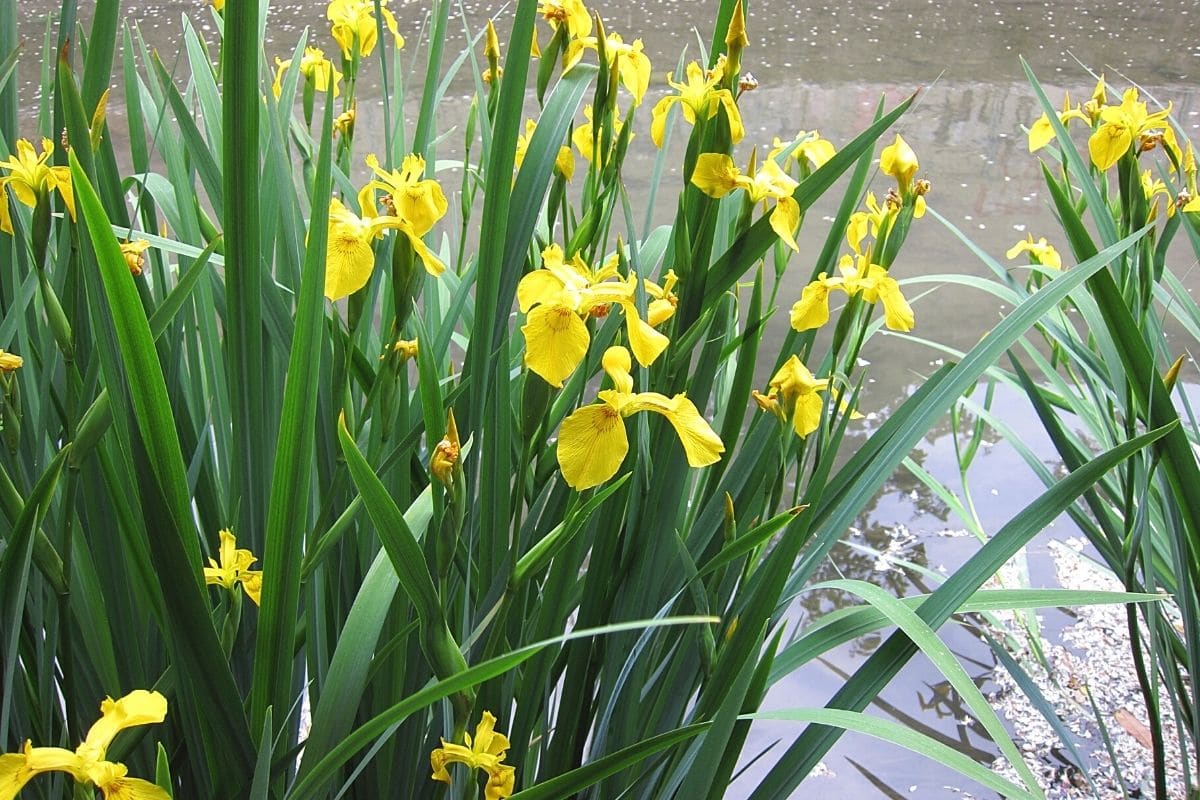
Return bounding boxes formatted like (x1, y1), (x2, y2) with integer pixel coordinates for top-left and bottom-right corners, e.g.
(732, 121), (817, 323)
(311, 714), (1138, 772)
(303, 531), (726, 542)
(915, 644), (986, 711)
(17, 0), (1200, 795)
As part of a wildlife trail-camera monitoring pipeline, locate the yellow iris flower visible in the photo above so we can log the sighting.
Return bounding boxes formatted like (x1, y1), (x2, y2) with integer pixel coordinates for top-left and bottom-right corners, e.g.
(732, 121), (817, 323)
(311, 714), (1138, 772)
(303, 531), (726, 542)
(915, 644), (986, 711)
(768, 130), (836, 171)
(203, 529), (263, 606)
(324, 155), (447, 301)
(430, 711), (515, 800)
(650, 60), (744, 148)
(1027, 92), (1088, 153)
(515, 119), (575, 182)
(0, 138), (75, 235)
(272, 46), (342, 99)
(326, 0), (404, 60)
(537, 0), (592, 41)
(0, 350), (23, 372)
(1006, 234), (1062, 270)
(1088, 87), (1175, 172)
(790, 254), (914, 333)
(120, 239), (151, 276)
(691, 152), (800, 251)
(572, 104), (629, 168)
(879, 134), (920, 194)
(556, 346), (724, 490)
(751, 355), (828, 438)
(517, 244), (675, 387)
(0, 690), (169, 800)
(565, 32), (652, 106)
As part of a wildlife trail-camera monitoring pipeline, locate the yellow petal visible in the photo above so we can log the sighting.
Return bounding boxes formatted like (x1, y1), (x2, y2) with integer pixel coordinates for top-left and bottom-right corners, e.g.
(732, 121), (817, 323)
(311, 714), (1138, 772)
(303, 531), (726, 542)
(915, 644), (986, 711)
(789, 280), (832, 331)
(555, 146), (575, 181)
(0, 750), (38, 800)
(325, 218), (377, 301)
(690, 153), (740, 198)
(769, 196), (800, 252)
(650, 95), (678, 149)
(792, 391), (824, 438)
(484, 764), (516, 800)
(1027, 114), (1055, 152)
(82, 691), (169, 757)
(522, 304), (590, 387)
(517, 269), (568, 312)
(875, 276), (915, 332)
(100, 776), (172, 800)
(618, 46), (651, 106)
(880, 134), (919, 188)
(1088, 123), (1131, 171)
(716, 90), (744, 144)
(620, 302), (670, 367)
(400, 225), (446, 276)
(557, 403), (629, 490)
(620, 392), (725, 467)
(241, 572), (263, 606)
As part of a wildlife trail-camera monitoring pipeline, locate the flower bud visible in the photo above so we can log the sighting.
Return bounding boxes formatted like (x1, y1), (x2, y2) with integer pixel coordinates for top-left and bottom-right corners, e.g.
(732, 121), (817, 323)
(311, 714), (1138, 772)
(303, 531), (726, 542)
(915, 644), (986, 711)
(430, 409), (461, 486)
(880, 134), (919, 193)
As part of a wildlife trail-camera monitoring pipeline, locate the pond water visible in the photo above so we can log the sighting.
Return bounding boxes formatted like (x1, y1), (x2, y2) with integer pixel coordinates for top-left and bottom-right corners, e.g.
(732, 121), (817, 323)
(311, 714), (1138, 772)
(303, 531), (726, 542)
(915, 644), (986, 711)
(18, 0), (1200, 796)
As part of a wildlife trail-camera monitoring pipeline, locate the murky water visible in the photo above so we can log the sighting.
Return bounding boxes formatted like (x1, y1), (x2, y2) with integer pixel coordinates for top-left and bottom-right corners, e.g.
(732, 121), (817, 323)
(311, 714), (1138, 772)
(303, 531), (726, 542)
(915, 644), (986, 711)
(17, 0), (1200, 796)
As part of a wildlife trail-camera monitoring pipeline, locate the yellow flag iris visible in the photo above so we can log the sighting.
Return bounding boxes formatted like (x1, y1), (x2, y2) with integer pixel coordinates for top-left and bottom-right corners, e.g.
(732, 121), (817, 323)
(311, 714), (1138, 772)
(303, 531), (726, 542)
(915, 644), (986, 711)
(537, 0), (592, 41)
(1088, 87), (1176, 172)
(691, 152), (800, 251)
(1006, 234), (1062, 270)
(430, 712), (516, 800)
(327, 0), (404, 60)
(572, 104), (629, 168)
(769, 130), (836, 171)
(203, 529), (263, 606)
(324, 156), (447, 301)
(566, 32), (652, 106)
(0, 691), (169, 800)
(518, 245), (676, 387)
(790, 255), (914, 333)
(879, 134), (919, 193)
(0, 350), (23, 372)
(650, 60), (744, 148)
(272, 47), (342, 98)
(515, 119), (576, 181)
(556, 346), (724, 490)
(1026, 92), (1087, 153)
(751, 355), (828, 438)
(0, 138), (75, 235)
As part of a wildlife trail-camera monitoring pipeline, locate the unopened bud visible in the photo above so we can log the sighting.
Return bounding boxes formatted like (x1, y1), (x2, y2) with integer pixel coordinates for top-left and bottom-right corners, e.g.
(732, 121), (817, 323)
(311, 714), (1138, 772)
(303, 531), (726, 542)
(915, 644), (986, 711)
(1164, 354), (1185, 393)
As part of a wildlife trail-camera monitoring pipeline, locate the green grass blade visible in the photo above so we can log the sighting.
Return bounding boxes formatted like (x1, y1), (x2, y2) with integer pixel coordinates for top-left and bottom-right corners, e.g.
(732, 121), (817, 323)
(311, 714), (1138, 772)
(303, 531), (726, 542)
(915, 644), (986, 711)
(250, 88), (334, 744)
(746, 709), (1036, 799)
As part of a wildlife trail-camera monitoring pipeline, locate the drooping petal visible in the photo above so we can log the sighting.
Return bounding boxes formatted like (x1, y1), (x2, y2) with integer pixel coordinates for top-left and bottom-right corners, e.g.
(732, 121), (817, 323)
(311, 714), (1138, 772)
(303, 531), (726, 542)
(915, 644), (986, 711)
(620, 302), (670, 367)
(875, 276), (915, 332)
(430, 740), (476, 783)
(557, 403), (629, 490)
(791, 391), (824, 438)
(0, 751), (34, 800)
(484, 764), (516, 800)
(690, 153), (741, 198)
(240, 572), (263, 606)
(617, 44), (651, 106)
(789, 279), (833, 331)
(516, 269), (568, 312)
(715, 90), (745, 144)
(81, 692), (169, 758)
(619, 392), (725, 467)
(769, 196), (800, 252)
(399, 225), (447, 276)
(100, 776), (172, 800)
(522, 304), (590, 387)
(1027, 113), (1056, 152)
(650, 95), (679, 148)
(325, 216), (377, 301)
(1088, 123), (1131, 171)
